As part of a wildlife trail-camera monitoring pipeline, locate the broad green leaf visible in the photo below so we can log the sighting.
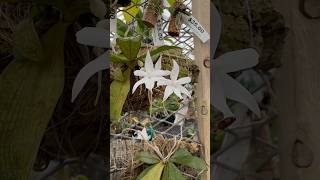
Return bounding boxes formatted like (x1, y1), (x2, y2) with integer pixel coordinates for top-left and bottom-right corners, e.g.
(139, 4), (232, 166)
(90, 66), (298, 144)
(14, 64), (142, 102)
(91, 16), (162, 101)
(170, 149), (207, 171)
(150, 46), (180, 56)
(138, 46), (180, 61)
(110, 53), (130, 63)
(123, 0), (140, 23)
(161, 162), (186, 180)
(137, 164), (156, 180)
(138, 162), (165, 180)
(0, 22), (68, 179)
(13, 19), (44, 62)
(110, 69), (131, 122)
(117, 35), (142, 61)
(117, 18), (132, 37)
(112, 67), (124, 81)
(137, 151), (161, 164)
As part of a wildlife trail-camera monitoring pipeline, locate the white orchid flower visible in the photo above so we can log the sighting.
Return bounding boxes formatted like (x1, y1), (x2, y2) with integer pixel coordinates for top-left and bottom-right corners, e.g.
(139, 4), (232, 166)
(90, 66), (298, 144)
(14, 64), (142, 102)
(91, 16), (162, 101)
(134, 128), (151, 141)
(132, 52), (170, 93)
(174, 85), (192, 125)
(71, 0), (110, 102)
(211, 4), (261, 118)
(158, 60), (192, 101)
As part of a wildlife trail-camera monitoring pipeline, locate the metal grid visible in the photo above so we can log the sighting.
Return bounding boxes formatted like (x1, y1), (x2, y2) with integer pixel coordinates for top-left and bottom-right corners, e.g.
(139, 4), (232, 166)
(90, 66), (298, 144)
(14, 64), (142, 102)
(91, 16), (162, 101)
(111, 0), (194, 57)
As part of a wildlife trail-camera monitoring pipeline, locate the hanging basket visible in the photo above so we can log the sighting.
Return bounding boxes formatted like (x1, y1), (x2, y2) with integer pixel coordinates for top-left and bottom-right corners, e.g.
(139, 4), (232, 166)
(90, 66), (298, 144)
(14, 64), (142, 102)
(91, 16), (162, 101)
(142, 0), (162, 28)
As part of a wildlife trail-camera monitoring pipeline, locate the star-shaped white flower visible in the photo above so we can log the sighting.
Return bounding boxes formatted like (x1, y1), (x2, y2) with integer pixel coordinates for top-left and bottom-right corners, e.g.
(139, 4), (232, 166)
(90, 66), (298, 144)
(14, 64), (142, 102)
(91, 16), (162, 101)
(134, 128), (151, 141)
(158, 60), (192, 101)
(132, 52), (170, 93)
(211, 5), (261, 118)
(71, 0), (109, 102)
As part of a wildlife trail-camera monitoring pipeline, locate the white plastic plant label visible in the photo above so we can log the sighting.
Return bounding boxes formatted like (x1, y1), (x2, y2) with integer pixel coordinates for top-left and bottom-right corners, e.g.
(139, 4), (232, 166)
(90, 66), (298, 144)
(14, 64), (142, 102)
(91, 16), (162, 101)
(181, 14), (210, 43)
(153, 15), (164, 46)
(110, 12), (117, 33)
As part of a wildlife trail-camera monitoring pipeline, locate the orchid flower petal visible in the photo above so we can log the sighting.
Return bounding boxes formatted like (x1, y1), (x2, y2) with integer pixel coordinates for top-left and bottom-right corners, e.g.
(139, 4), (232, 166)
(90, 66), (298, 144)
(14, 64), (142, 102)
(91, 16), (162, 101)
(221, 73), (261, 117)
(170, 60), (180, 80)
(216, 49), (259, 73)
(72, 52), (109, 102)
(175, 106), (188, 125)
(163, 86), (174, 101)
(135, 128), (149, 140)
(157, 78), (170, 86)
(145, 78), (155, 91)
(179, 85), (192, 98)
(76, 27), (108, 48)
(134, 70), (147, 77)
(176, 77), (191, 85)
(144, 51), (154, 73)
(173, 88), (183, 99)
(211, 3), (222, 57)
(155, 55), (162, 70)
(211, 74), (234, 118)
(132, 78), (146, 94)
(152, 70), (170, 77)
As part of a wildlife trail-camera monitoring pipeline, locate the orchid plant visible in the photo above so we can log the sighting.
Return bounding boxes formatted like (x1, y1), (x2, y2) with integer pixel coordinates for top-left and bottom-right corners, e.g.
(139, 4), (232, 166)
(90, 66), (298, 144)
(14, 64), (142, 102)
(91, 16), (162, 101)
(132, 50), (192, 120)
(71, 0), (179, 122)
(210, 3), (261, 118)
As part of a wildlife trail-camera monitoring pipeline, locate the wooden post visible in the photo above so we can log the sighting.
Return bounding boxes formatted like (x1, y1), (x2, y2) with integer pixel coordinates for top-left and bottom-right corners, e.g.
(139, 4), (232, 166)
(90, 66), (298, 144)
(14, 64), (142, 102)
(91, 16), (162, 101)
(272, 0), (320, 179)
(193, 0), (211, 179)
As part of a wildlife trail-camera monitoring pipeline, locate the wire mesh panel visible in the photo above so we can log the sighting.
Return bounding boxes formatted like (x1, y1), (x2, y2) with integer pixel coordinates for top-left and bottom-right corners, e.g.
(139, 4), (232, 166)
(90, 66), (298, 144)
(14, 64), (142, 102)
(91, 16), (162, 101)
(109, 0), (207, 179)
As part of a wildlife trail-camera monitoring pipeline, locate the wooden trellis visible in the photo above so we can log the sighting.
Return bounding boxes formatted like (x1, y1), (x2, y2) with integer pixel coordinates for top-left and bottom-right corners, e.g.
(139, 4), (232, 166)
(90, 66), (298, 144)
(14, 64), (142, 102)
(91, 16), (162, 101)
(193, 0), (211, 179)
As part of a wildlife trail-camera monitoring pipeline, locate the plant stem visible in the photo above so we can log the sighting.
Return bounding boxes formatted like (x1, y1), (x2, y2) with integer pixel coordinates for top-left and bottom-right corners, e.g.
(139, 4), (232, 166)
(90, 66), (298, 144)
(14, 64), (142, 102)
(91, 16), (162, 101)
(148, 90), (153, 118)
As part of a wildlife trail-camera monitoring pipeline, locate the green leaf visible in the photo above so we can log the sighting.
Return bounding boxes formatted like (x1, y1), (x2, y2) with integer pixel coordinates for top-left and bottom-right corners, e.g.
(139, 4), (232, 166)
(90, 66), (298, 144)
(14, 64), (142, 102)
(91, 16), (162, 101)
(110, 53), (130, 63)
(112, 67), (124, 81)
(137, 162), (165, 180)
(137, 164), (156, 180)
(117, 18), (131, 37)
(137, 151), (161, 164)
(13, 19), (44, 62)
(138, 46), (180, 60)
(117, 35), (142, 61)
(110, 69), (131, 122)
(161, 162), (186, 180)
(170, 149), (207, 171)
(167, 0), (176, 5)
(150, 46), (180, 56)
(0, 22), (68, 179)
(123, 0), (140, 23)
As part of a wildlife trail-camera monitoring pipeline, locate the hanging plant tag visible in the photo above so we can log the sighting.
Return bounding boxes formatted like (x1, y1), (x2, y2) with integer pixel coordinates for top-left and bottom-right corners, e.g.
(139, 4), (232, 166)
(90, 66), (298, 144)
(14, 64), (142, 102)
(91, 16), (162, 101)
(110, 18), (117, 33)
(110, 11), (117, 33)
(181, 13), (210, 43)
(153, 15), (164, 46)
